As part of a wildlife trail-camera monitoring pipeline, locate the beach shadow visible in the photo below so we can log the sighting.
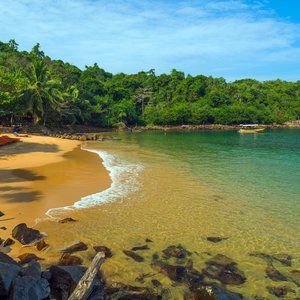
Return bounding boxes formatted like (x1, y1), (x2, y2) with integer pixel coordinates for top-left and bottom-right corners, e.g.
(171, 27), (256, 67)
(0, 142), (59, 156)
(3, 191), (42, 203)
(0, 169), (46, 183)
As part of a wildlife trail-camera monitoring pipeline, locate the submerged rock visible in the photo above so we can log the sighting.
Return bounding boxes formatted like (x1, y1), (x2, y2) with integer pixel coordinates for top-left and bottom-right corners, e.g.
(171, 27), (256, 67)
(18, 253), (44, 265)
(61, 241), (88, 254)
(123, 250), (145, 262)
(131, 245), (150, 251)
(272, 253), (292, 266)
(93, 245), (113, 258)
(151, 261), (187, 282)
(3, 238), (15, 247)
(265, 264), (287, 282)
(0, 211), (4, 217)
(146, 238), (153, 243)
(10, 276), (50, 300)
(58, 218), (78, 224)
(59, 254), (83, 266)
(266, 286), (295, 298)
(206, 237), (228, 243)
(289, 270), (300, 287)
(12, 223), (45, 245)
(162, 245), (192, 259)
(203, 254), (246, 285)
(49, 265), (86, 300)
(36, 239), (49, 251)
(185, 283), (243, 300)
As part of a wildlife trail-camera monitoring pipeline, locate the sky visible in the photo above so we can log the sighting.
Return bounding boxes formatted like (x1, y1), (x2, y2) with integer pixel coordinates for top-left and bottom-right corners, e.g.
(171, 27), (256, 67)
(0, 0), (299, 81)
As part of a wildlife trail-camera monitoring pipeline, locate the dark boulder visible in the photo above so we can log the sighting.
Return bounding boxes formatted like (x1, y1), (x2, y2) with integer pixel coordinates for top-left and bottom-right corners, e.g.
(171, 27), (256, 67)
(123, 250), (144, 262)
(185, 283), (243, 300)
(131, 245), (150, 251)
(203, 254), (246, 285)
(12, 223), (45, 245)
(10, 276), (50, 300)
(0, 252), (20, 266)
(0, 262), (20, 297)
(49, 265), (86, 300)
(19, 260), (41, 278)
(0, 211), (4, 217)
(61, 241), (88, 254)
(162, 245), (191, 259)
(58, 218), (78, 224)
(93, 245), (113, 258)
(207, 237), (228, 243)
(18, 253), (44, 265)
(265, 264), (287, 282)
(151, 261), (187, 282)
(58, 253), (83, 266)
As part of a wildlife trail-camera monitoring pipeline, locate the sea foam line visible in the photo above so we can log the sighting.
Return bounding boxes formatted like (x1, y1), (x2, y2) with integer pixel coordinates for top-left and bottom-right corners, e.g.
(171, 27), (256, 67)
(45, 147), (143, 218)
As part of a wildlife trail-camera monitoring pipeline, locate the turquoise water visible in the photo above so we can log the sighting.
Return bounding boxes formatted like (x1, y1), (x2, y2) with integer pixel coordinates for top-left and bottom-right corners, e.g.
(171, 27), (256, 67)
(123, 129), (300, 229)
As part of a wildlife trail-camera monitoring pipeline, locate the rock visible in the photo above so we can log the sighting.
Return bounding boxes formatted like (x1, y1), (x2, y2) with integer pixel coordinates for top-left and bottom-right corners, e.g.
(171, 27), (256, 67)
(289, 270), (300, 287)
(123, 250), (145, 262)
(203, 254), (246, 285)
(18, 253), (44, 265)
(146, 238), (153, 243)
(104, 282), (161, 299)
(0, 252), (20, 266)
(131, 245), (150, 251)
(266, 286), (295, 298)
(0, 211), (4, 217)
(61, 241), (88, 254)
(3, 238), (15, 247)
(19, 260), (41, 278)
(0, 262), (20, 297)
(49, 265), (86, 300)
(12, 223), (44, 245)
(152, 253), (160, 261)
(272, 253), (292, 266)
(0, 237), (4, 245)
(162, 245), (192, 259)
(151, 279), (162, 288)
(265, 264), (287, 282)
(36, 239), (49, 251)
(41, 271), (52, 281)
(58, 218), (78, 224)
(151, 261), (187, 282)
(184, 268), (204, 290)
(0, 226), (6, 230)
(93, 245), (113, 258)
(207, 237), (228, 243)
(59, 254), (83, 266)
(185, 283), (243, 300)
(10, 276), (50, 300)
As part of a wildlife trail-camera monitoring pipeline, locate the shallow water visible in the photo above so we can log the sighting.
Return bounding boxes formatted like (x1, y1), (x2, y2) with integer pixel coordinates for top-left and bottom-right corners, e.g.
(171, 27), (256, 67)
(39, 129), (300, 299)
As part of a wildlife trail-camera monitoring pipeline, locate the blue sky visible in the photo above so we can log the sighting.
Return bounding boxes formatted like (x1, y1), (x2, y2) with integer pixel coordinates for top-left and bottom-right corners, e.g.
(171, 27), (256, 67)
(0, 0), (299, 81)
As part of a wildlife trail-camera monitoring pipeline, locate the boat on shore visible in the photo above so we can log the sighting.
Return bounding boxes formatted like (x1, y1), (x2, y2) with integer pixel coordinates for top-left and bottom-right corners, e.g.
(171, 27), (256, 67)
(239, 124), (265, 133)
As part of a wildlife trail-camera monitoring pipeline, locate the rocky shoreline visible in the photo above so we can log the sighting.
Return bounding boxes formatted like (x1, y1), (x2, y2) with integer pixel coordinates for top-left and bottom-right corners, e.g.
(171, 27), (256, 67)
(0, 212), (299, 299)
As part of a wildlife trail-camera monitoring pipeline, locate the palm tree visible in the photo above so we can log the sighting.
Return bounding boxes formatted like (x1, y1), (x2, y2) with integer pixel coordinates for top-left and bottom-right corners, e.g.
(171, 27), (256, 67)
(22, 59), (63, 125)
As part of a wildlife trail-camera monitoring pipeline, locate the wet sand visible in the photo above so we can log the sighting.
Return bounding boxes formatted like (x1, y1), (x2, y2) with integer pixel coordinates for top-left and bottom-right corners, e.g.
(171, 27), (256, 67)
(0, 135), (111, 241)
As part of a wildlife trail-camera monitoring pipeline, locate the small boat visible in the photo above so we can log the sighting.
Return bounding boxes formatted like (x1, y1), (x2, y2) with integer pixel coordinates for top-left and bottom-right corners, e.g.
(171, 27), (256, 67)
(239, 124), (265, 133)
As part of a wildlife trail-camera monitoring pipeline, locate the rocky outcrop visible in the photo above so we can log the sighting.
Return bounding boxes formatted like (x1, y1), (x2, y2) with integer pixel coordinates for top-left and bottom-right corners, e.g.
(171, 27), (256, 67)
(12, 223), (45, 245)
(0, 262), (20, 297)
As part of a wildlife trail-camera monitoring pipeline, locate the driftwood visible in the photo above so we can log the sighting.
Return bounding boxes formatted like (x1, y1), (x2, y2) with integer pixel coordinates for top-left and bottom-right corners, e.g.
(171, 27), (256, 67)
(68, 251), (106, 300)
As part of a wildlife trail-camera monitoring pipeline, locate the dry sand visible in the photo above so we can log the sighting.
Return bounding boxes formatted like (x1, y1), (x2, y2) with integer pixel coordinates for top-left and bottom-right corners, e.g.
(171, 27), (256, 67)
(0, 134), (111, 240)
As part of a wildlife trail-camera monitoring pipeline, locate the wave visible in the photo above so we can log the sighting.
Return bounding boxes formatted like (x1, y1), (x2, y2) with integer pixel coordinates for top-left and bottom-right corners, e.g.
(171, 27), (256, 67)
(45, 147), (143, 218)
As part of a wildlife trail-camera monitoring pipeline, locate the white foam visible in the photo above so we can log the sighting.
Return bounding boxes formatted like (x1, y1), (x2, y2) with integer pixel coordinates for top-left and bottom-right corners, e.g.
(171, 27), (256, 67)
(46, 147), (143, 218)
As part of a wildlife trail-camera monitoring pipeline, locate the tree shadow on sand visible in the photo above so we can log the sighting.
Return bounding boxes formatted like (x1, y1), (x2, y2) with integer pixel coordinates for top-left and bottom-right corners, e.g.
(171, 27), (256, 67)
(0, 169), (46, 183)
(2, 191), (42, 203)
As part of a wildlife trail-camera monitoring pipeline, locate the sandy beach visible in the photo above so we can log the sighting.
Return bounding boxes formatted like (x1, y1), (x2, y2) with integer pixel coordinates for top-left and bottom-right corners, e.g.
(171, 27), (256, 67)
(0, 134), (111, 240)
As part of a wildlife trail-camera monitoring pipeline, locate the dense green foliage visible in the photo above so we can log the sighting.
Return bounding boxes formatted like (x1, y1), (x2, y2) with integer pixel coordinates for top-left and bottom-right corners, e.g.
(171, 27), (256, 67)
(1, 40), (299, 127)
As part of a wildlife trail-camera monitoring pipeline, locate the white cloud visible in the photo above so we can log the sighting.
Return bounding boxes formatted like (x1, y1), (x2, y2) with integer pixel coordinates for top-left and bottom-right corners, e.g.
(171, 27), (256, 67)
(0, 0), (299, 80)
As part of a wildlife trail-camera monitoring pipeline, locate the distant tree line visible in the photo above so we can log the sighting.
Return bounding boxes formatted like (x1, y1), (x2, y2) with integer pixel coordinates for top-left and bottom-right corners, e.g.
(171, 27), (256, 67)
(1, 40), (300, 127)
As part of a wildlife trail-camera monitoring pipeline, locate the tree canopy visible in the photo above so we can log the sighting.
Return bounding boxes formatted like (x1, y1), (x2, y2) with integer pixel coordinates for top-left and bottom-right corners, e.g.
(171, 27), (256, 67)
(0, 40), (299, 127)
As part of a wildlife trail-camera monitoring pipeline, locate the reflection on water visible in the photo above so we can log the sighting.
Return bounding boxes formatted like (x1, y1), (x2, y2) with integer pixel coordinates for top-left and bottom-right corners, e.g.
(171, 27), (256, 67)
(37, 129), (300, 299)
